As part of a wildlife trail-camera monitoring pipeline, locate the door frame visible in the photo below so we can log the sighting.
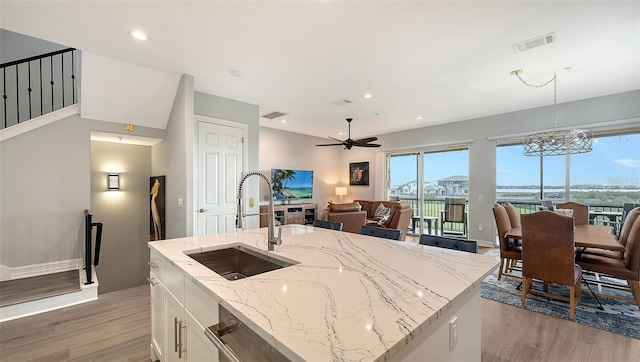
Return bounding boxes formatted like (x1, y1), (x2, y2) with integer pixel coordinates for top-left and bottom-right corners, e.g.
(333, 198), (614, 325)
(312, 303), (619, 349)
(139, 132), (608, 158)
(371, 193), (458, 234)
(193, 115), (249, 235)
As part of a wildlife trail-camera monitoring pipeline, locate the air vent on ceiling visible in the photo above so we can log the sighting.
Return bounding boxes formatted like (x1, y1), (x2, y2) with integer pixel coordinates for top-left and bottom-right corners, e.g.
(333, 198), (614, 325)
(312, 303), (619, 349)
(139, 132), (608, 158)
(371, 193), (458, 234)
(513, 32), (555, 53)
(261, 111), (288, 119)
(331, 99), (353, 106)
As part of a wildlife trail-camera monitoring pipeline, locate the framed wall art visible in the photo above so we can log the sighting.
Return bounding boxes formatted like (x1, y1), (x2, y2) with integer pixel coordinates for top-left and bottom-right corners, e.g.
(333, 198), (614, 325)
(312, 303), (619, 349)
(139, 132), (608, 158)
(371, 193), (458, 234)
(349, 162), (369, 186)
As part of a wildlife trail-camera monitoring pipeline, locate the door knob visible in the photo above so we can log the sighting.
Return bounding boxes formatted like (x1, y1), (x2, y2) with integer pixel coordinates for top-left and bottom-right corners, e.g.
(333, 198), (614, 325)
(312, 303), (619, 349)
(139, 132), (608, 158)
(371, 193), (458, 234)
(199, 208), (208, 213)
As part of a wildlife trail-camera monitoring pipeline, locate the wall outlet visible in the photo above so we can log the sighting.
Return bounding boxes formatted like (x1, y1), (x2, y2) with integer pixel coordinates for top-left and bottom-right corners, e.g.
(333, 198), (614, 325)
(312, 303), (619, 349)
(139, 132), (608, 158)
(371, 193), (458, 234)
(449, 316), (458, 351)
(478, 195), (483, 202)
(478, 223), (483, 232)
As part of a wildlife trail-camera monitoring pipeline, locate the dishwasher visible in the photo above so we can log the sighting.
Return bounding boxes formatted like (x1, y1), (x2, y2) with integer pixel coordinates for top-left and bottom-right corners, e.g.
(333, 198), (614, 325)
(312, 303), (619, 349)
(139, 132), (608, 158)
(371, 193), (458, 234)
(205, 304), (289, 362)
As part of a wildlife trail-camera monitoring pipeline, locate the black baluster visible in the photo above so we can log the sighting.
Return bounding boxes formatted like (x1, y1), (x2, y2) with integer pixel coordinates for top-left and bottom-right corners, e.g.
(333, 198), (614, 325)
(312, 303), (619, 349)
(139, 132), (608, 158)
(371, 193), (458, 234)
(39, 58), (43, 116)
(50, 55), (54, 111)
(15, 63), (19, 123)
(71, 50), (76, 104)
(28, 61), (32, 119)
(61, 53), (65, 106)
(3, 67), (6, 129)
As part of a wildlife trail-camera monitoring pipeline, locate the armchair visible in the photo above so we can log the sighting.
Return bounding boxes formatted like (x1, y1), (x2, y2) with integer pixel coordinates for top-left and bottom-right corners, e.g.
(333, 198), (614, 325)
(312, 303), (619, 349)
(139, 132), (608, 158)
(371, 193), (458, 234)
(326, 202), (367, 233)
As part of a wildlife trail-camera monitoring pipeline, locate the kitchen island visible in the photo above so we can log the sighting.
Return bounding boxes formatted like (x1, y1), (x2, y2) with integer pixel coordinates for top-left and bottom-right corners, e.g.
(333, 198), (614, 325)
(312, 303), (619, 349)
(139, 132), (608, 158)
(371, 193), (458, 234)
(149, 225), (498, 361)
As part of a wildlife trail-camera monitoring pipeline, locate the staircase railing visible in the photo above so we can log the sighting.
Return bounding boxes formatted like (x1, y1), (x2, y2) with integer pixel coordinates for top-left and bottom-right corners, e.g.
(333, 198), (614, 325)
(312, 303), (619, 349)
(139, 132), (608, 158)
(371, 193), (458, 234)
(84, 209), (103, 285)
(1, 48), (78, 130)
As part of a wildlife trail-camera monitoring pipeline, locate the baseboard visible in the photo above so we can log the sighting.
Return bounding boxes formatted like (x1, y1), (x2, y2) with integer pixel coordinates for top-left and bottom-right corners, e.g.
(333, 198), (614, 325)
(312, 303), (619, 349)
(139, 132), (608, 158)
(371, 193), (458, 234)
(9, 259), (83, 280)
(0, 264), (11, 281)
(477, 240), (495, 248)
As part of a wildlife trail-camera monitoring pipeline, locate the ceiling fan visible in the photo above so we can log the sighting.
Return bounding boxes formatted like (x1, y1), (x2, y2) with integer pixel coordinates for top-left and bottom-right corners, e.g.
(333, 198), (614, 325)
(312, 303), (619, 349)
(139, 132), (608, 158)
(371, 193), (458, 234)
(316, 118), (381, 150)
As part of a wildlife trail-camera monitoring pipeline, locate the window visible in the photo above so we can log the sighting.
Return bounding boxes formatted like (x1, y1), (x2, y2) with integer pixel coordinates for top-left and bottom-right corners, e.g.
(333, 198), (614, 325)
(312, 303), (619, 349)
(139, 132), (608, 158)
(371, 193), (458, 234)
(496, 131), (640, 216)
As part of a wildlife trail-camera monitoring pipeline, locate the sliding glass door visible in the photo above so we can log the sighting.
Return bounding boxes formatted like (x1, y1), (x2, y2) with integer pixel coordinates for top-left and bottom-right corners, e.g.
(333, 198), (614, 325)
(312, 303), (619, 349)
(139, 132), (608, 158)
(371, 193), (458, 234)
(387, 146), (469, 236)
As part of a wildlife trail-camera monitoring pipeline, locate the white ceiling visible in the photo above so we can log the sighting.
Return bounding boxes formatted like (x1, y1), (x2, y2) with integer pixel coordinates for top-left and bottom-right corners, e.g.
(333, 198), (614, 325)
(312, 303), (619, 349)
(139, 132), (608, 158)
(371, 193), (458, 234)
(1, 1), (638, 140)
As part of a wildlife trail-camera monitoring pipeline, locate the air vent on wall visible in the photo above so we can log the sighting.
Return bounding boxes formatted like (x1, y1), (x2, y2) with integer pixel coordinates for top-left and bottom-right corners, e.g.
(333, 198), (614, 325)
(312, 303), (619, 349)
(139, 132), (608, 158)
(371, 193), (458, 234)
(261, 111), (288, 119)
(513, 32), (555, 53)
(331, 99), (353, 106)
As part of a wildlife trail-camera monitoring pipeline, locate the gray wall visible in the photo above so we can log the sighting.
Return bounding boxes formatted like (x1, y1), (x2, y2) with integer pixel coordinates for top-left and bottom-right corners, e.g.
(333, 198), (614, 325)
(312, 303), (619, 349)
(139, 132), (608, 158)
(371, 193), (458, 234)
(0, 29), (67, 63)
(152, 74), (195, 239)
(0, 114), (90, 270)
(91, 141), (151, 294)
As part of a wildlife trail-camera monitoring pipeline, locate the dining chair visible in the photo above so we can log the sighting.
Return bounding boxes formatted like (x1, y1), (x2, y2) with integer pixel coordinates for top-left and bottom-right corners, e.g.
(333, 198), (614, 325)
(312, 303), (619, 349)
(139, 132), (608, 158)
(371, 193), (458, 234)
(555, 201), (589, 225)
(492, 203), (522, 281)
(418, 234), (478, 253)
(577, 214), (640, 310)
(313, 219), (344, 231)
(441, 197), (467, 238)
(504, 202), (521, 228)
(521, 211), (582, 320)
(360, 225), (402, 241)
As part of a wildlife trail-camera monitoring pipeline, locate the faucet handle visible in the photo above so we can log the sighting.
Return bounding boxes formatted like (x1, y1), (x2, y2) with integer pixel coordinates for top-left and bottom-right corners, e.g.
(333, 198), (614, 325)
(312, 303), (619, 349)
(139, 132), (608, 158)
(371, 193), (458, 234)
(275, 227), (283, 246)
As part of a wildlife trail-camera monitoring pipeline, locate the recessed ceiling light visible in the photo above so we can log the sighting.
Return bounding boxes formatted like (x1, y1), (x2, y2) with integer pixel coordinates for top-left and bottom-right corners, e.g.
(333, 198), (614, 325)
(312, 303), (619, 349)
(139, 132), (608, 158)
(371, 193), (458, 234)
(280, 119), (287, 123)
(130, 30), (148, 41)
(416, 116), (423, 120)
(230, 70), (241, 77)
(363, 94), (372, 99)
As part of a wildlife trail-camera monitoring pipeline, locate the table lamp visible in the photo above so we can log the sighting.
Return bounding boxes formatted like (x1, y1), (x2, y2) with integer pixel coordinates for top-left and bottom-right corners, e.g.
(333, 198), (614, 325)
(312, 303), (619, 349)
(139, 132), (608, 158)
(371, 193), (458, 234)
(335, 187), (347, 203)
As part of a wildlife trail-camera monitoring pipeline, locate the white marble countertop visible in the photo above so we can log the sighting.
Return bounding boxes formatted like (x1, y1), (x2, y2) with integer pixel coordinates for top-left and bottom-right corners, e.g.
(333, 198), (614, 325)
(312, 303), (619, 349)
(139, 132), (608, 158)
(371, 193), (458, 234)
(149, 225), (499, 361)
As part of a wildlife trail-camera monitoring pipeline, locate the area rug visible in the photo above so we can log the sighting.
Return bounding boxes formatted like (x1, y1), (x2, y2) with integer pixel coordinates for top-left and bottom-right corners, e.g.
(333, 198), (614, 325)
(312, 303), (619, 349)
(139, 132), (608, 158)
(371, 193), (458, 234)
(481, 250), (640, 339)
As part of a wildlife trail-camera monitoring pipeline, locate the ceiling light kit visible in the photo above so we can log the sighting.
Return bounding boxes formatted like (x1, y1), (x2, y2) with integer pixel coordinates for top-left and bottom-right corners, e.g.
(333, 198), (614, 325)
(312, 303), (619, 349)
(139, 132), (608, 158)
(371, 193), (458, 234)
(511, 69), (592, 157)
(316, 118), (381, 150)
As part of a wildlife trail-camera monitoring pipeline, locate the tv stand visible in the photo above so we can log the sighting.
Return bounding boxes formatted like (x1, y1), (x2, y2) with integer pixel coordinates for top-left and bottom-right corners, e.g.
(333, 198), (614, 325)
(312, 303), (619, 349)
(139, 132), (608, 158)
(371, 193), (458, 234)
(260, 203), (317, 227)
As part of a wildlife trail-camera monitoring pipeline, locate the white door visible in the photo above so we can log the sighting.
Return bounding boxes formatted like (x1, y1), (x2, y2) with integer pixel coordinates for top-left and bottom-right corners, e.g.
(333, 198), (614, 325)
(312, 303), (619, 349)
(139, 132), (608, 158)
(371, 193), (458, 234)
(196, 120), (245, 235)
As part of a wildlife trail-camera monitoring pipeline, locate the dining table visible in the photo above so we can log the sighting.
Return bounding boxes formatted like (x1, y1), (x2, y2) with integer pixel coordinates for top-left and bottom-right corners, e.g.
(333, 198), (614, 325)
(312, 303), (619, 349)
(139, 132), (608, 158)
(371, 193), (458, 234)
(506, 224), (626, 253)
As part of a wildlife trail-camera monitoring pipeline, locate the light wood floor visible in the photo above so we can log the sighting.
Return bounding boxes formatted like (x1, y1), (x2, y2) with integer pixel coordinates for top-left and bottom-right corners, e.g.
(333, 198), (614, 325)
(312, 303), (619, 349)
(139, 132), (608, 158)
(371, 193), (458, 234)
(1, 278), (638, 361)
(0, 270), (80, 307)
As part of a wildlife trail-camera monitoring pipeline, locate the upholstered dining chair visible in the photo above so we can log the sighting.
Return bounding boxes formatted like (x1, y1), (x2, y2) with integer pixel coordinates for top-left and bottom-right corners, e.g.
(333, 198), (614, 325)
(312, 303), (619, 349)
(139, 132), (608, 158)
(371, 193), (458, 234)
(492, 203), (522, 281)
(577, 213), (640, 310)
(504, 202), (521, 228)
(419, 234), (478, 253)
(360, 225), (402, 241)
(313, 219), (343, 231)
(521, 211), (582, 320)
(555, 201), (589, 225)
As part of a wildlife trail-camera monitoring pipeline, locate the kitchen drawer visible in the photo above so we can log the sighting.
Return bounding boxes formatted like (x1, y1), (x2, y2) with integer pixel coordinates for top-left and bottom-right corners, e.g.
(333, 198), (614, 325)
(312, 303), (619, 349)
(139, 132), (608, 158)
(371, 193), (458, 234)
(149, 248), (164, 280)
(184, 277), (219, 329)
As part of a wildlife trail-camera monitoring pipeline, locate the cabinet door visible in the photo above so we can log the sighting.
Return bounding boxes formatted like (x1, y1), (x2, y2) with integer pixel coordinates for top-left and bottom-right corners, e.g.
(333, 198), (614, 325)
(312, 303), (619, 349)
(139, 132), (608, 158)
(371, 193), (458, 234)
(150, 273), (165, 361)
(185, 310), (219, 362)
(164, 290), (186, 361)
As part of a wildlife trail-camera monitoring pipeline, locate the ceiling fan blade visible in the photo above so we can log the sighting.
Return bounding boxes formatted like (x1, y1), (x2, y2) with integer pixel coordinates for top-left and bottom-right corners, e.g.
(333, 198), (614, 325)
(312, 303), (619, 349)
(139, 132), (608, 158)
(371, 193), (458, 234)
(328, 136), (345, 143)
(355, 143), (382, 148)
(353, 137), (378, 143)
(316, 143), (344, 146)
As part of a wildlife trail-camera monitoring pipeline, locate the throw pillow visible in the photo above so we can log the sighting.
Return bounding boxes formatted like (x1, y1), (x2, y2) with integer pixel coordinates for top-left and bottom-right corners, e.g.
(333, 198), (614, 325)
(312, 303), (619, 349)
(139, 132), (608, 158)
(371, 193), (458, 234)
(374, 204), (391, 218)
(377, 215), (389, 225)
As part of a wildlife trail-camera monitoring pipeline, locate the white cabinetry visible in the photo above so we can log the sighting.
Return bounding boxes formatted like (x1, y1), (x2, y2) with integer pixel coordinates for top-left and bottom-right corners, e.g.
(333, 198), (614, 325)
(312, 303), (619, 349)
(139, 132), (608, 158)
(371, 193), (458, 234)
(149, 249), (220, 362)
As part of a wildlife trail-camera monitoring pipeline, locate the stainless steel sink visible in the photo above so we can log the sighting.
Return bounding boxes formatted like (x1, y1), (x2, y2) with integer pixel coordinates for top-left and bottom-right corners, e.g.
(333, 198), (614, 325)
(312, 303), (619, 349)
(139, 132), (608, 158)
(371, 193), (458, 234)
(186, 245), (297, 281)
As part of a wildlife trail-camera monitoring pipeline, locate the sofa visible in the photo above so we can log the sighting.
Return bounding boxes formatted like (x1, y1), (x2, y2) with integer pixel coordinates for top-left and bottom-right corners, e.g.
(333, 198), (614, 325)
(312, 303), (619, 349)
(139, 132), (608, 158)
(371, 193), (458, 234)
(327, 200), (413, 240)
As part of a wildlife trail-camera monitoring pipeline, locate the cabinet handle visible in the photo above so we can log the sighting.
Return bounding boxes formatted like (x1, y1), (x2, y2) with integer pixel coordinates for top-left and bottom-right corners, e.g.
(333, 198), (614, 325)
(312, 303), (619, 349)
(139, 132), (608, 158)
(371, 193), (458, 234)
(178, 320), (185, 359)
(146, 277), (158, 286)
(174, 317), (179, 353)
(204, 319), (243, 362)
(147, 261), (159, 269)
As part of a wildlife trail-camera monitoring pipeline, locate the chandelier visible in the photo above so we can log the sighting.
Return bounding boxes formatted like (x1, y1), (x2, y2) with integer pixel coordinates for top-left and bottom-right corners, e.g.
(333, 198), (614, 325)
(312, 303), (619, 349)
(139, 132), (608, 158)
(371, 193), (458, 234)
(511, 70), (593, 156)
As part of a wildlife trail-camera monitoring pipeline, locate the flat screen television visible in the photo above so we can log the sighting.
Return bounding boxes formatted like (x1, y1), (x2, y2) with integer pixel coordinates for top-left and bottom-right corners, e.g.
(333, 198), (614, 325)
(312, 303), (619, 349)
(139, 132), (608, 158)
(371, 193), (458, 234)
(271, 169), (313, 200)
